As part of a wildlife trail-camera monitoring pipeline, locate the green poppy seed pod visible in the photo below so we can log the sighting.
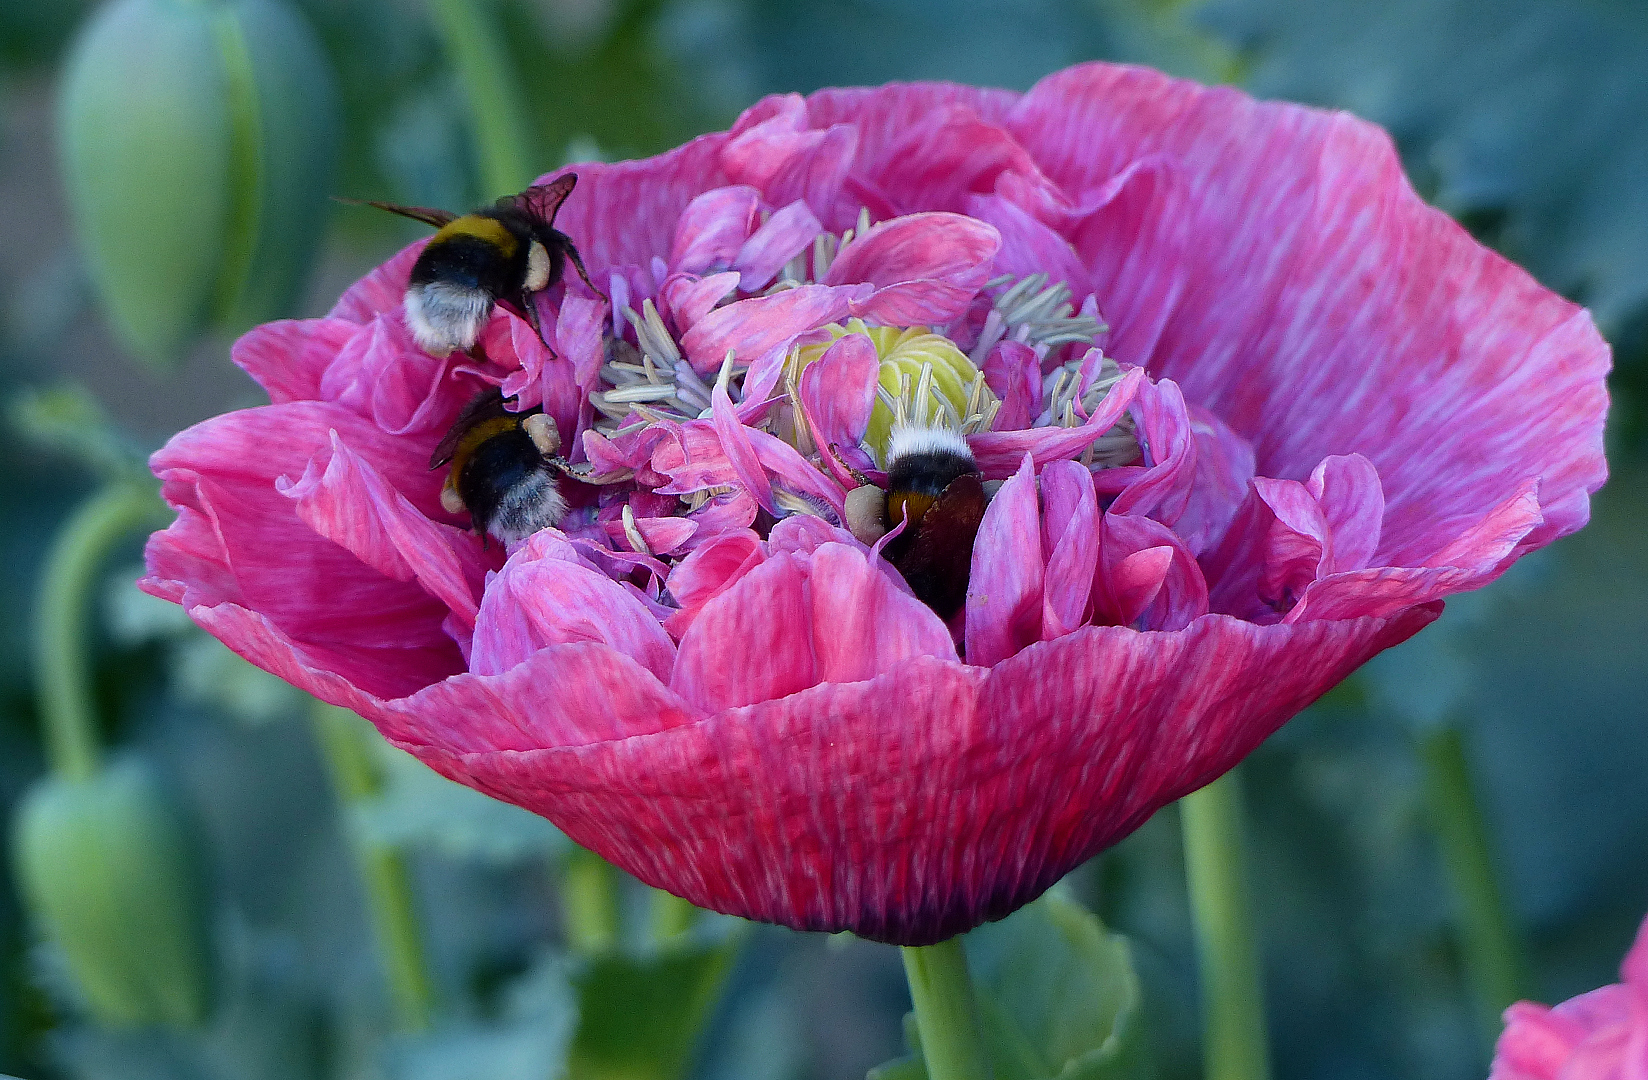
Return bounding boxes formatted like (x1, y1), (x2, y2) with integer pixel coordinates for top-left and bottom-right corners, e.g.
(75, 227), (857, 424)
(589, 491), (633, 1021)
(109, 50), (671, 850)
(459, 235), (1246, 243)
(10, 758), (213, 1027)
(58, 0), (339, 367)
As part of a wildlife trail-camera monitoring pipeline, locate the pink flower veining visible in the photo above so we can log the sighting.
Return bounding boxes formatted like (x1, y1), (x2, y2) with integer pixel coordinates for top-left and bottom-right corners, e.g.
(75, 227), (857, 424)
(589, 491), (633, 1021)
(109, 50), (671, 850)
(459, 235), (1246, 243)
(142, 62), (1609, 945)
(1491, 913), (1648, 1080)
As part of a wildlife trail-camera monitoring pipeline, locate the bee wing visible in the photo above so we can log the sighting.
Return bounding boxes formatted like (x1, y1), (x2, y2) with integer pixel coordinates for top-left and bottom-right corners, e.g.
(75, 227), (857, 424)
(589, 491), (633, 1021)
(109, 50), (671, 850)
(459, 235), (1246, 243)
(430, 387), (513, 468)
(512, 173), (578, 227)
(335, 196), (459, 230)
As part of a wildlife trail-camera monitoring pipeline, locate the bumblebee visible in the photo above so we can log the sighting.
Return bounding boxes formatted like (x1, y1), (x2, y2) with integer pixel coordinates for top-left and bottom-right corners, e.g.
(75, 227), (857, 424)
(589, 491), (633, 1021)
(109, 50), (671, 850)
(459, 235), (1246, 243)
(846, 426), (987, 621)
(354, 173), (597, 356)
(432, 388), (569, 544)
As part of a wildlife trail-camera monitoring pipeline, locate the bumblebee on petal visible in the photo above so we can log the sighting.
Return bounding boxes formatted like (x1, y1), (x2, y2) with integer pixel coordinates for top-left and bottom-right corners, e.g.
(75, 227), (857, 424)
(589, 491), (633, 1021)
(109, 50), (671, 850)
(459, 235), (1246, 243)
(348, 174), (597, 356)
(432, 388), (569, 544)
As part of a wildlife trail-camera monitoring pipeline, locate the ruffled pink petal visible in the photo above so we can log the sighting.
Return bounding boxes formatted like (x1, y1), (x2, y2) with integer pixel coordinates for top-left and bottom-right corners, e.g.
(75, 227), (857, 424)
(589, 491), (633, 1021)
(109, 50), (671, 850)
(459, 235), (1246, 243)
(660, 271), (740, 334)
(804, 83), (1020, 183)
(982, 340), (1043, 432)
(965, 455), (1044, 666)
(1175, 406), (1257, 556)
(396, 640), (700, 753)
(1039, 460), (1099, 639)
(320, 313), (487, 438)
(969, 363), (1144, 477)
(824, 213), (1001, 326)
(146, 403), (465, 698)
(800, 332), (880, 458)
(966, 194), (1092, 302)
(765, 126), (862, 232)
(671, 543), (957, 712)
(1013, 63), (1607, 566)
(1286, 483), (1544, 623)
(734, 200), (823, 292)
(711, 376), (777, 513)
(670, 186), (762, 274)
(1493, 1002), (1588, 1080)
(866, 107), (1056, 216)
(599, 514), (697, 557)
(470, 533), (678, 682)
(497, 295), (605, 449)
(232, 318), (358, 405)
(1107, 376), (1196, 524)
(747, 425), (848, 520)
(1308, 454), (1384, 574)
(662, 529), (765, 638)
(680, 283), (869, 375)
(1096, 512), (1208, 632)
(1066, 160), (1189, 368)
(721, 96), (817, 189)
(534, 137), (733, 276)
(329, 241), (425, 323)
(399, 605), (1434, 943)
(277, 432), (493, 630)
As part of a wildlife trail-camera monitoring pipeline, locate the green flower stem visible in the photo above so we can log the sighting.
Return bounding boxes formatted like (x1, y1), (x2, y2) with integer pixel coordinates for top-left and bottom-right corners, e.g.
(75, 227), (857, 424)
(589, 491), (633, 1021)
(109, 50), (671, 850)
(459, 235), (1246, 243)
(561, 846), (621, 954)
(649, 887), (698, 943)
(1418, 723), (1529, 1049)
(311, 702), (435, 1032)
(1181, 768), (1272, 1080)
(35, 482), (168, 782)
(426, 0), (536, 200)
(900, 938), (993, 1080)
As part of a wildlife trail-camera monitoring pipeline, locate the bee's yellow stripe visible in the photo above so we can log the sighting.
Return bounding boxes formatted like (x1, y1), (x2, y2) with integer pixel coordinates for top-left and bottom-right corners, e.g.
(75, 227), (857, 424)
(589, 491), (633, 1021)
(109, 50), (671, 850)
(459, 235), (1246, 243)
(433, 215), (519, 257)
(447, 416), (519, 481)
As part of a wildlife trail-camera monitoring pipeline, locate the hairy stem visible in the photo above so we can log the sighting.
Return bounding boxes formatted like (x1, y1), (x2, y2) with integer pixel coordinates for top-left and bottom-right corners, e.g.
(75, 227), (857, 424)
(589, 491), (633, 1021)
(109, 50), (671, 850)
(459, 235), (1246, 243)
(311, 702), (435, 1031)
(35, 483), (167, 781)
(1181, 769), (1272, 1080)
(901, 938), (992, 1080)
(426, 0), (536, 200)
(1419, 723), (1529, 1052)
(562, 846), (621, 954)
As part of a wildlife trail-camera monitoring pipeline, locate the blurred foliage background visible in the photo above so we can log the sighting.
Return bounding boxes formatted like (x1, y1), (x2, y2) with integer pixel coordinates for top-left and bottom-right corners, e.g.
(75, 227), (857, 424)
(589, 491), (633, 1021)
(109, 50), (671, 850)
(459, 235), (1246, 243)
(0, 0), (1644, 1078)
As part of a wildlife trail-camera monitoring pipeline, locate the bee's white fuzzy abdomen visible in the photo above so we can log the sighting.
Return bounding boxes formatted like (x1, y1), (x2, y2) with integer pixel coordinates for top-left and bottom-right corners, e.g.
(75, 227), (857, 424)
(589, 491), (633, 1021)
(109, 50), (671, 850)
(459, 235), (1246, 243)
(404, 282), (494, 356)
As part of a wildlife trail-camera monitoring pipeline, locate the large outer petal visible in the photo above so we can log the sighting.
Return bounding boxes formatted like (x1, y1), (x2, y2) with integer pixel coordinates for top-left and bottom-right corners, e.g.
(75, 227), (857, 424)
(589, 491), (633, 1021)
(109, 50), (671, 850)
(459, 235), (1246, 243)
(1008, 63), (1608, 568)
(144, 402), (464, 699)
(396, 605), (1436, 944)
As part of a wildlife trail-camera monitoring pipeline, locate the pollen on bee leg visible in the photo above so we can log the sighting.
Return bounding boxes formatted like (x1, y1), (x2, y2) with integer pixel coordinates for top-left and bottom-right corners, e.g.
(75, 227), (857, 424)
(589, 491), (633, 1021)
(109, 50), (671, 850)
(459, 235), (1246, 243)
(440, 477), (466, 515)
(846, 485), (887, 545)
(521, 413), (560, 456)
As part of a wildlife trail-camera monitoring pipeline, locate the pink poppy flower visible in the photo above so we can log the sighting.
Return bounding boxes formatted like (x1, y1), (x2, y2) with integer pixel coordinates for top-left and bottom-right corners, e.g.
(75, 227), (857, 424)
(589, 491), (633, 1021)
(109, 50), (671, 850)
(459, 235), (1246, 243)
(142, 62), (1608, 945)
(1491, 913), (1648, 1079)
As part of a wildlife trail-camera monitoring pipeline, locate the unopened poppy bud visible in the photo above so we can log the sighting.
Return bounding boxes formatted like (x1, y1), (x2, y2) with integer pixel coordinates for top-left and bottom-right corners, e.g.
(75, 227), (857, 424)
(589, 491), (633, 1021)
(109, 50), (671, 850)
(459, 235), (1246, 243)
(10, 758), (213, 1027)
(58, 0), (339, 368)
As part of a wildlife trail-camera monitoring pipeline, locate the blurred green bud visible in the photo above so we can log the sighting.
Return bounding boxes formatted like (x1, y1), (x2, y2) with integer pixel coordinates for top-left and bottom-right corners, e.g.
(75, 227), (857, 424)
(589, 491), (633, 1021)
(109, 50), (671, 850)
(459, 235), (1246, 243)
(58, 0), (339, 368)
(10, 757), (213, 1027)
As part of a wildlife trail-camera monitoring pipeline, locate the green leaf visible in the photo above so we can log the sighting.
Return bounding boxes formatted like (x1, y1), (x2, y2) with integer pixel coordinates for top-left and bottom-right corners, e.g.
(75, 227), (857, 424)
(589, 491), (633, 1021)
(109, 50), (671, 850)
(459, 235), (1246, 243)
(870, 893), (1150, 1080)
(387, 952), (577, 1080)
(565, 934), (741, 1080)
(352, 741), (571, 863)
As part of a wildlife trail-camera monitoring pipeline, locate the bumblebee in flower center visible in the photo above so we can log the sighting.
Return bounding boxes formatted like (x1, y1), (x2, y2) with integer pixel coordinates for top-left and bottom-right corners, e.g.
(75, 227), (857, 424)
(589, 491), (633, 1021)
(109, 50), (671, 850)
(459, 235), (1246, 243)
(349, 174), (597, 357)
(433, 388), (570, 544)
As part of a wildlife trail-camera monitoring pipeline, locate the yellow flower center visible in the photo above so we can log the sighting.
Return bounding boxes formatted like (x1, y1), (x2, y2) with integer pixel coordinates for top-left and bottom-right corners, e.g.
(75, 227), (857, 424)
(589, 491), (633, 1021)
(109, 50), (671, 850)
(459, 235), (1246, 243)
(792, 319), (997, 465)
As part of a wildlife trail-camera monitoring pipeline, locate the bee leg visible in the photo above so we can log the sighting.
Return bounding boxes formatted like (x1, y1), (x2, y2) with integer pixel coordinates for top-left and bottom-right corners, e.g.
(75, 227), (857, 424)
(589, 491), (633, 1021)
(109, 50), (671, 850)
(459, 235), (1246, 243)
(562, 242), (607, 303)
(827, 443), (875, 487)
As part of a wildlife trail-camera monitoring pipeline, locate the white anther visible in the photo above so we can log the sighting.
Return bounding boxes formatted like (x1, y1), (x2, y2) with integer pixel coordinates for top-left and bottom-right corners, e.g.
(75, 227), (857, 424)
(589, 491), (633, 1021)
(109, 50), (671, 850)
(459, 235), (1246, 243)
(621, 504), (652, 555)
